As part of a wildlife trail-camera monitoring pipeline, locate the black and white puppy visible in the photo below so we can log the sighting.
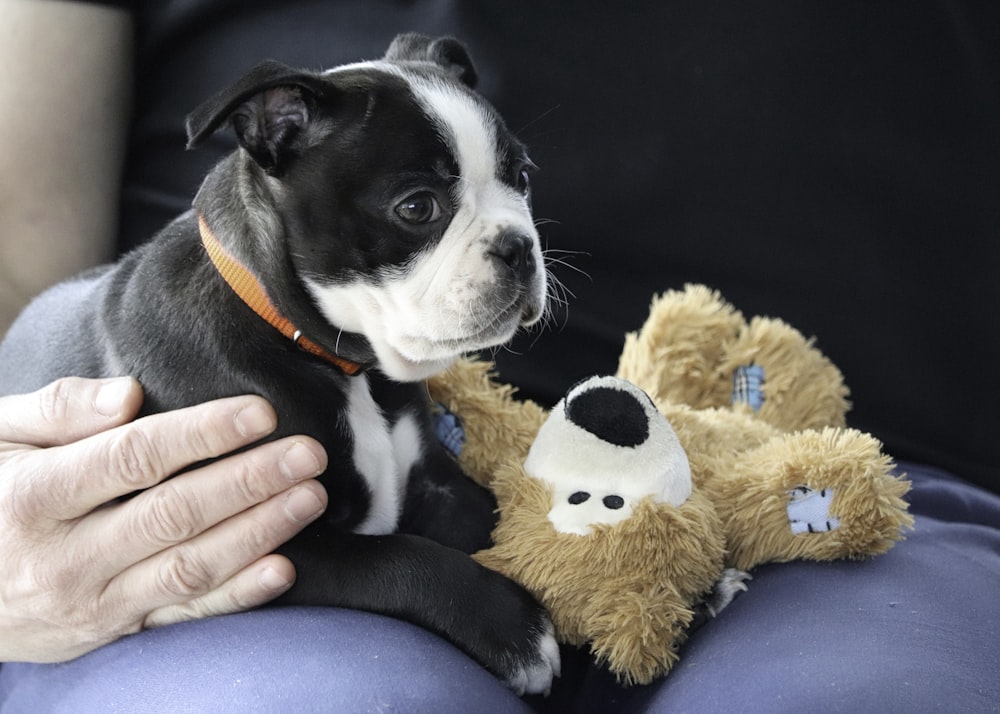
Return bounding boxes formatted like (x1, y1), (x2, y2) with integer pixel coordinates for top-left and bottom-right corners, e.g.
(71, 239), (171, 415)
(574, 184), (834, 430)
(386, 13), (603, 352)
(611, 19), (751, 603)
(0, 34), (558, 694)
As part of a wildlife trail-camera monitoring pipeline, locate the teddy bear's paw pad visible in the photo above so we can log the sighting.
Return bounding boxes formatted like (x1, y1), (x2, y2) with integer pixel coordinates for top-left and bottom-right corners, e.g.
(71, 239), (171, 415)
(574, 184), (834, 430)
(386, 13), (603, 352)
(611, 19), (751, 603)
(731, 363), (766, 411)
(431, 402), (465, 457)
(704, 568), (752, 617)
(504, 618), (561, 696)
(787, 486), (841, 534)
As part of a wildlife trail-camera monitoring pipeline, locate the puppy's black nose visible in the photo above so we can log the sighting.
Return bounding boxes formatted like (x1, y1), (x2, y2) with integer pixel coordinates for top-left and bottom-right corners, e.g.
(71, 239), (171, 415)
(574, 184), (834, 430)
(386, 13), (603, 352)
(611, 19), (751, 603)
(490, 231), (536, 281)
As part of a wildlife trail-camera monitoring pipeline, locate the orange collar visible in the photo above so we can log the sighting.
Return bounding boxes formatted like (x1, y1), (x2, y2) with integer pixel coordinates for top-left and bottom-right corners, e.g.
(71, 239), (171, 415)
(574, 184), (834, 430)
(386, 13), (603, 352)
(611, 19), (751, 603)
(198, 214), (363, 376)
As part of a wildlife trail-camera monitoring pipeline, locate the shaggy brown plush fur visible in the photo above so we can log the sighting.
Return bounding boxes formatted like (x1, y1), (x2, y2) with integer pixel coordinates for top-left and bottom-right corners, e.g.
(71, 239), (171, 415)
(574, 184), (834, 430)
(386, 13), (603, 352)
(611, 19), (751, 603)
(426, 284), (912, 685)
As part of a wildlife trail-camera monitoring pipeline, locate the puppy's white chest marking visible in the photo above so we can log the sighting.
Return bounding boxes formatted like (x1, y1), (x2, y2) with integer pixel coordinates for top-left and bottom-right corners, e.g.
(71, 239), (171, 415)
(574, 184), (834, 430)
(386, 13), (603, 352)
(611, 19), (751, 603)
(345, 375), (423, 534)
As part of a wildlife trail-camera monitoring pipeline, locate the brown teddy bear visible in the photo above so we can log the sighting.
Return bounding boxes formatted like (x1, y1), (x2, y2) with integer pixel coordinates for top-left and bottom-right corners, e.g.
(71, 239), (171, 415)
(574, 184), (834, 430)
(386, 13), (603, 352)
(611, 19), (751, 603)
(426, 284), (913, 686)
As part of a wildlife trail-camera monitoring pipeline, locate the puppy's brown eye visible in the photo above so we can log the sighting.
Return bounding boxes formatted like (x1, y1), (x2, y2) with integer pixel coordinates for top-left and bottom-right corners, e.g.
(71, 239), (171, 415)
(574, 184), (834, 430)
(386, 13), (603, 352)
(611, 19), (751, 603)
(395, 192), (442, 224)
(515, 168), (531, 196)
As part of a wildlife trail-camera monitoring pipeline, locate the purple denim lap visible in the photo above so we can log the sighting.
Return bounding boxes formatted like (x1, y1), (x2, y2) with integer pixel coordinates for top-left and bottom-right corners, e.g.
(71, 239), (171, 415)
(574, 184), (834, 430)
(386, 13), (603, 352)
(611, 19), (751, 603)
(0, 607), (532, 714)
(2, 462), (998, 714)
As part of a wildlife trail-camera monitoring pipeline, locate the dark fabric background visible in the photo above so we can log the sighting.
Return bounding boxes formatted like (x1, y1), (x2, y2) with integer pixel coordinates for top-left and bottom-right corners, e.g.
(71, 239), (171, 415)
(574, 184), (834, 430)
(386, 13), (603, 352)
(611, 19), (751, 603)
(105, 0), (998, 491)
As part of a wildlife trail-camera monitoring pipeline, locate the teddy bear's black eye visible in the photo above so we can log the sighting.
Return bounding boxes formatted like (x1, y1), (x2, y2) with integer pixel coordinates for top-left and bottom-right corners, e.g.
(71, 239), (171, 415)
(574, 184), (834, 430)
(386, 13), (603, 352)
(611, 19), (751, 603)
(603, 495), (625, 510)
(568, 491), (590, 505)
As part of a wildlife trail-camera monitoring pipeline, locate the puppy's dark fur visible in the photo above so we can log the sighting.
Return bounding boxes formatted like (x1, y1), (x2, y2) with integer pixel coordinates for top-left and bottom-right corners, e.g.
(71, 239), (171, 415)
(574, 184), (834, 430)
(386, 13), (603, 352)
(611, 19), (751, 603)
(0, 34), (557, 693)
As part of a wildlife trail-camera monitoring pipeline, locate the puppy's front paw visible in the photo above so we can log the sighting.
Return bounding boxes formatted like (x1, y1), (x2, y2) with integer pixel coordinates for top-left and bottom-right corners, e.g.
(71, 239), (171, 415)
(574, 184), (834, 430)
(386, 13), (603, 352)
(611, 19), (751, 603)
(451, 561), (561, 696)
(504, 615), (560, 696)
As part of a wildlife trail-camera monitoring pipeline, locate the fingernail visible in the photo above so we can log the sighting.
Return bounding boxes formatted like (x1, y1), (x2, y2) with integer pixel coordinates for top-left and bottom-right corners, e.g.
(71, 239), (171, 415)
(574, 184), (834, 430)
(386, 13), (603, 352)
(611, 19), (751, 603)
(234, 401), (277, 439)
(284, 485), (326, 523)
(258, 565), (292, 592)
(279, 441), (323, 482)
(95, 377), (132, 417)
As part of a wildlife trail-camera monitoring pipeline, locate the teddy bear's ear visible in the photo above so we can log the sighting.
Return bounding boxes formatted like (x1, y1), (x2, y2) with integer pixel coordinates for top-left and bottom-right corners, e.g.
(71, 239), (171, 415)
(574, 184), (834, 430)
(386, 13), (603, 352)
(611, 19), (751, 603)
(524, 376), (693, 536)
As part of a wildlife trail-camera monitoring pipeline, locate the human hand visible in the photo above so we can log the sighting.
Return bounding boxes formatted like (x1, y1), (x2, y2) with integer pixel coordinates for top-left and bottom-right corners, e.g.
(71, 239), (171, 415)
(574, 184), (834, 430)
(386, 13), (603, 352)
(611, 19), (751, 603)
(0, 376), (328, 662)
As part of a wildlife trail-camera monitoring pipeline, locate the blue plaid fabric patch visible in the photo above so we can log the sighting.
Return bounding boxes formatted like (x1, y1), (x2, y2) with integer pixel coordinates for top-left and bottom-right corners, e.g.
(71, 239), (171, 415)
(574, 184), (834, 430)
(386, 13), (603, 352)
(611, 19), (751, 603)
(732, 364), (766, 411)
(431, 402), (466, 457)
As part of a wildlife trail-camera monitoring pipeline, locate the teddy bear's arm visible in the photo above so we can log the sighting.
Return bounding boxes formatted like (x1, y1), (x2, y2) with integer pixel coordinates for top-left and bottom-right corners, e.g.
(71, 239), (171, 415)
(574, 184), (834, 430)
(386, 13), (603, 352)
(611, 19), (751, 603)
(426, 357), (547, 487)
(714, 428), (913, 570)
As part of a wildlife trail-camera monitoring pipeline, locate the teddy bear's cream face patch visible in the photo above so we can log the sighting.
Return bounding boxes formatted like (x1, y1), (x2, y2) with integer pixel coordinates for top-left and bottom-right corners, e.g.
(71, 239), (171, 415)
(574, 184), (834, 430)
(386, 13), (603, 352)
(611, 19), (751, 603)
(545, 480), (657, 536)
(523, 376), (692, 536)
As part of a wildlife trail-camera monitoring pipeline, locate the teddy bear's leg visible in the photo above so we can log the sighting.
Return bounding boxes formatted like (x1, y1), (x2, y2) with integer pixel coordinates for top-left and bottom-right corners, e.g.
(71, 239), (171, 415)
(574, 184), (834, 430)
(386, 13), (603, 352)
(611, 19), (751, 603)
(617, 285), (850, 433)
(710, 428), (913, 571)
(718, 317), (851, 432)
(617, 284), (745, 409)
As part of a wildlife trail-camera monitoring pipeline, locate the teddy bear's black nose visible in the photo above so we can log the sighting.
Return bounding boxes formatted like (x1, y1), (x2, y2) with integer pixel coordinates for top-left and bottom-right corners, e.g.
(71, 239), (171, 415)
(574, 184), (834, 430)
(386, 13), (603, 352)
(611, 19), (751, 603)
(565, 385), (649, 447)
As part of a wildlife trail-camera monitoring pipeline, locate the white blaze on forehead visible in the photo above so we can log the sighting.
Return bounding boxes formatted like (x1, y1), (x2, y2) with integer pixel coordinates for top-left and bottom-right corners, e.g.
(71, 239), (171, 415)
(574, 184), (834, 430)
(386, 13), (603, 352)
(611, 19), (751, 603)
(408, 77), (501, 188)
(322, 61), (507, 195)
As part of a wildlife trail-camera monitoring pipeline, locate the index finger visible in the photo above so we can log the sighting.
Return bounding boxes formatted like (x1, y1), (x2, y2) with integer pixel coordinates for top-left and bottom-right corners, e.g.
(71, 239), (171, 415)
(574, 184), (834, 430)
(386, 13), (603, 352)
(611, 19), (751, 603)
(0, 376), (143, 448)
(15, 394), (279, 521)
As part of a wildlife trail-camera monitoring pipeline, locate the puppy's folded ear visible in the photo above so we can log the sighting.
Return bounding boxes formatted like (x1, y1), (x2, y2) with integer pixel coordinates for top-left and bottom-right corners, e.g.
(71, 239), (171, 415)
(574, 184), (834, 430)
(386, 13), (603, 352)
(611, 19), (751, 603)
(385, 33), (478, 89)
(186, 60), (330, 173)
